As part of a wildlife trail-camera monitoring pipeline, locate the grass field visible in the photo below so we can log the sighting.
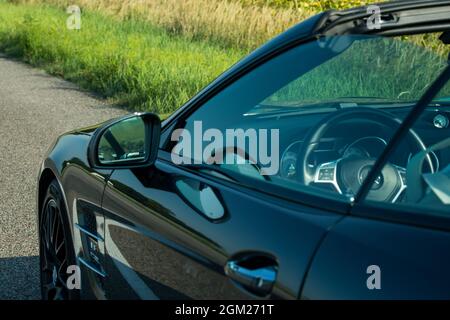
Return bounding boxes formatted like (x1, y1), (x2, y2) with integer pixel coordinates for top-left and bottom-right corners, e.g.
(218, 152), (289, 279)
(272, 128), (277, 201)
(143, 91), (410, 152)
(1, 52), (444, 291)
(0, 0), (448, 116)
(0, 1), (245, 115)
(10, 0), (315, 50)
(240, 0), (374, 10)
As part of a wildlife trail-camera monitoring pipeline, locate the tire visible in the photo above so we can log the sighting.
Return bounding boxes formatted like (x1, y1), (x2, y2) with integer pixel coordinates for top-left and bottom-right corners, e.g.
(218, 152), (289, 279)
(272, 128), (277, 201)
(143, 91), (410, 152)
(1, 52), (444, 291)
(39, 180), (79, 300)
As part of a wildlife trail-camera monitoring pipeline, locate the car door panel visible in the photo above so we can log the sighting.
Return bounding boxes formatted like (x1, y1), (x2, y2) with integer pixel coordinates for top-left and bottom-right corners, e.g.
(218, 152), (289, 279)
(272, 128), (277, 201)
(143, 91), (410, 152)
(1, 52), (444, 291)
(101, 158), (342, 299)
(301, 216), (450, 299)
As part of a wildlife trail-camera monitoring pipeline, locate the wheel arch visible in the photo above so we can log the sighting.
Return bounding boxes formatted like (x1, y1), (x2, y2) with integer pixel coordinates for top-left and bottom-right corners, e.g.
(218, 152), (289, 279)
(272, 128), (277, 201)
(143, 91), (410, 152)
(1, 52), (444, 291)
(38, 168), (57, 220)
(37, 166), (72, 236)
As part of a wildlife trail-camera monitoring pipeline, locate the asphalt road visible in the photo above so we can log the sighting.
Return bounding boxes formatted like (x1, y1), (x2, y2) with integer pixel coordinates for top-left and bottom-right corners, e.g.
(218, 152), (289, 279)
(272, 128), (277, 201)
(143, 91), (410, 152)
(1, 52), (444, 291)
(0, 55), (126, 299)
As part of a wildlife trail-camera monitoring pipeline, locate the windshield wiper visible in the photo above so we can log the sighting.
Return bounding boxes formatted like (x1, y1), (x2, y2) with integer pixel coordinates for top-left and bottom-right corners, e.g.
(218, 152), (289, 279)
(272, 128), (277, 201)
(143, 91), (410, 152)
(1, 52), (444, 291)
(433, 96), (450, 105)
(335, 96), (414, 103)
(246, 101), (343, 116)
(249, 98), (418, 117)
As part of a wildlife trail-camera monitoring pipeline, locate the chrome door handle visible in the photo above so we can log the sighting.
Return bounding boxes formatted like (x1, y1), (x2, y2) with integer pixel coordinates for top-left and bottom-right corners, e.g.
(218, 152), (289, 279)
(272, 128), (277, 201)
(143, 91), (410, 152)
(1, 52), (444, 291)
(224, 260), (277, 296)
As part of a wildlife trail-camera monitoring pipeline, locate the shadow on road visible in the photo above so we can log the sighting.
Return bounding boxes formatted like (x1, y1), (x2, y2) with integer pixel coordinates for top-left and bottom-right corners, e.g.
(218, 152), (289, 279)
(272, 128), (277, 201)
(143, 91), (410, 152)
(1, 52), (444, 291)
(0, 256), (40, 300)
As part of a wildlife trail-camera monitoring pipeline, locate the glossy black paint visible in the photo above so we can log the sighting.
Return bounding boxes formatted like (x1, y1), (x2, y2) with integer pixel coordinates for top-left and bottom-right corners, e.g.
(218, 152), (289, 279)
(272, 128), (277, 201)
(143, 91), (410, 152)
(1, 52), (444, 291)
(36, 0), (450, 300)
(101, 158), (341, 299)
(302, 216), (450, 299)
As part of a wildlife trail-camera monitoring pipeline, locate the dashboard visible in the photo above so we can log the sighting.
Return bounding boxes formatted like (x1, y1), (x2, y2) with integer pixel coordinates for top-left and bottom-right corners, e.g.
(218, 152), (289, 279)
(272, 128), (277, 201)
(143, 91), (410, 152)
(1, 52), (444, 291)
(273, 106), (449, 182)
(280, 136), (393, 180)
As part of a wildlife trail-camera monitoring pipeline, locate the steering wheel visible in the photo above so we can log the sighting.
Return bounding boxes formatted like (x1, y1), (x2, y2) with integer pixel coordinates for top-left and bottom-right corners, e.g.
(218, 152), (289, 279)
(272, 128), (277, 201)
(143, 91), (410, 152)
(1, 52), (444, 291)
(297, 108), (433, 202)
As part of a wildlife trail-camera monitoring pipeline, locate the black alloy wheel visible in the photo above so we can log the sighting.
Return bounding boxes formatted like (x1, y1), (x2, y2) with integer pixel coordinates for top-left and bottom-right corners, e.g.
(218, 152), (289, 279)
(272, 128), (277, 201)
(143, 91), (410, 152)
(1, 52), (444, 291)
(39, 180), (79, 300)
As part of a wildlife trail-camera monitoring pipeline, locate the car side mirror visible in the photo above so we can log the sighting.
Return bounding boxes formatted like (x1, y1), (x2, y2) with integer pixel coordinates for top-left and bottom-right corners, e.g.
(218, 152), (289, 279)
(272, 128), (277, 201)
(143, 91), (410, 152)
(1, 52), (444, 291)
(88, 112), (161, 169)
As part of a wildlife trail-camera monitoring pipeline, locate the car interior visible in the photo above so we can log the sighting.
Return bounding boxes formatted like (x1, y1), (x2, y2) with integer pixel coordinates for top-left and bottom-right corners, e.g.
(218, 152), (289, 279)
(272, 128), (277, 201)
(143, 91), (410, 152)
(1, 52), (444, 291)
(167, 31), (450, 211)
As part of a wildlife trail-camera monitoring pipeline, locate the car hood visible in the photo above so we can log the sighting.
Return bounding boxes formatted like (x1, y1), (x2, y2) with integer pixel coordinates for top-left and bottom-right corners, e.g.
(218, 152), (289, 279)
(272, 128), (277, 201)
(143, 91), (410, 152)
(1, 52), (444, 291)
(67, 118), (115, 136)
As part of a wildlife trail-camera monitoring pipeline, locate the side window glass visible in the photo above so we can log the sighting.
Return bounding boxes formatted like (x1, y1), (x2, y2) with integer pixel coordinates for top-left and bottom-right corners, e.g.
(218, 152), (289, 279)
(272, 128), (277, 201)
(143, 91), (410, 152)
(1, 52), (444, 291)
(166, 34), (449, 204)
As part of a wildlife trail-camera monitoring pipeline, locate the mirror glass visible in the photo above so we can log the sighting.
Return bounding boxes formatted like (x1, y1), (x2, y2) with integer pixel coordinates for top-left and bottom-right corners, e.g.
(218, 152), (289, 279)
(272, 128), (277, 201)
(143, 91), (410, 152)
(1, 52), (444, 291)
(98, 116), (146, 164)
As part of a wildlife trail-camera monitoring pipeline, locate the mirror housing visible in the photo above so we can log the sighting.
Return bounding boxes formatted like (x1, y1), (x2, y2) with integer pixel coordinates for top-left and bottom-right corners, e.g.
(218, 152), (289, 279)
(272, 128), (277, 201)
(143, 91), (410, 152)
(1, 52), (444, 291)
(88, 112), (161, 169)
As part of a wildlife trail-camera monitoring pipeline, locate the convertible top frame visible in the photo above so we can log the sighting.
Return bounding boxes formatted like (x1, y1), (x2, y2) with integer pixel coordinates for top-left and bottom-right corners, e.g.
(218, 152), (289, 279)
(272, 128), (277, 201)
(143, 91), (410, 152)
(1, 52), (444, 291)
(318, 0), (450, 37)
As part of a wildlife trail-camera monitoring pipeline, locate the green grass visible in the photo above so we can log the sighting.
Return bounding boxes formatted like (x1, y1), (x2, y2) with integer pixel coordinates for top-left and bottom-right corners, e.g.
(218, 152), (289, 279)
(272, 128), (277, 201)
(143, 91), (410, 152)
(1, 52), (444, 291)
(0, 2), (245, 115)
(0, 1), (448, 117)
(239, 0), (375, 10)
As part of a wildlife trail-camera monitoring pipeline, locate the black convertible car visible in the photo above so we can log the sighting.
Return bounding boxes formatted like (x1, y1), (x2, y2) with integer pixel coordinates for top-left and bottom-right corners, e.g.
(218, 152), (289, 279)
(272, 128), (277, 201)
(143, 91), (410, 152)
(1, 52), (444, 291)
(38, 0), (450, 300)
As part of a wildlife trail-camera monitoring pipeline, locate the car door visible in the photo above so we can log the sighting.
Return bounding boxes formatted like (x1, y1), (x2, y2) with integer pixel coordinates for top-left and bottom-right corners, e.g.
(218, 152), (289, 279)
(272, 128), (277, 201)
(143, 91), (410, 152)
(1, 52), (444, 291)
(100, 153), (344, 299)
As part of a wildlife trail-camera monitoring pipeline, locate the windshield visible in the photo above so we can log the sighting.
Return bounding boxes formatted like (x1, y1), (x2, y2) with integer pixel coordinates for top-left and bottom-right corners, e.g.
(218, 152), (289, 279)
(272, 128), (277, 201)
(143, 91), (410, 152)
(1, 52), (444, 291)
(247, 34), (450, 116)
